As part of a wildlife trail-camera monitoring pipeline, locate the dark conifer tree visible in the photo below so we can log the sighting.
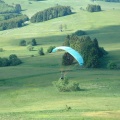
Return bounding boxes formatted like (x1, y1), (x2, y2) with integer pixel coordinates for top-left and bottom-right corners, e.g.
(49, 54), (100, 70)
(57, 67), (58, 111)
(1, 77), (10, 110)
(15, 4), (22, 13)
(31, 38), (37, 46)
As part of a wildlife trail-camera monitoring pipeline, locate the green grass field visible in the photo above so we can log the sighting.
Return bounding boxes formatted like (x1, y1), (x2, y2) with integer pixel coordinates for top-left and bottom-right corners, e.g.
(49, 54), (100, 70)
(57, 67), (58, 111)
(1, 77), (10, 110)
(0, 0), (120, 119)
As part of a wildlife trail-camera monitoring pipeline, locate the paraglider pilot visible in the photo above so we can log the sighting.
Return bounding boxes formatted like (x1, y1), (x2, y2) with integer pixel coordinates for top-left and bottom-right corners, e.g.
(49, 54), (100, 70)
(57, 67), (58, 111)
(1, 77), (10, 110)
(60, 71), (64, 80)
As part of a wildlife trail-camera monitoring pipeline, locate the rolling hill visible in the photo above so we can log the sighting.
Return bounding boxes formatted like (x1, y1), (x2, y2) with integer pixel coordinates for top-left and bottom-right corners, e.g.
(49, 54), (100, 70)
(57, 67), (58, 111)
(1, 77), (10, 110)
(0, 0), (120, 119)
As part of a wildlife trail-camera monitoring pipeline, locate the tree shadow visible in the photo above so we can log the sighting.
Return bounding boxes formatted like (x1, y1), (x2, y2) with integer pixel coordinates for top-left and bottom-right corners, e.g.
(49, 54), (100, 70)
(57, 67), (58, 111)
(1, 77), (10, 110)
(79, 88), (88, 92)
(85, 25), (120, 46)
(21, 9), (27, 12)
(86, 25), (120, 36)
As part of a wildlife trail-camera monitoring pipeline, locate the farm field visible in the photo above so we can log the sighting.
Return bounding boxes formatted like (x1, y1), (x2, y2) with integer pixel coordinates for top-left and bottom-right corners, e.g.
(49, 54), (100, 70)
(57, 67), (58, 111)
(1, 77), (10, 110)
(0, 0), (120, 119)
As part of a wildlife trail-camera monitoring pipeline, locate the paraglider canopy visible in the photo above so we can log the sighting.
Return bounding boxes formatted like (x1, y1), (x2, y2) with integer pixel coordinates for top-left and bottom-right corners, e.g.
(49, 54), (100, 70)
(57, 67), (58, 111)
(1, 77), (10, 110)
(52, 46), (84, 66)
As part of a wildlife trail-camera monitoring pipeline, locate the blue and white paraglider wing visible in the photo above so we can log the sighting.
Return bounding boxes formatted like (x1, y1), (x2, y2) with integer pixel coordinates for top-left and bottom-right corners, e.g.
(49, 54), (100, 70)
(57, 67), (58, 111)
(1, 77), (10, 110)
(52, 46), (84, 66)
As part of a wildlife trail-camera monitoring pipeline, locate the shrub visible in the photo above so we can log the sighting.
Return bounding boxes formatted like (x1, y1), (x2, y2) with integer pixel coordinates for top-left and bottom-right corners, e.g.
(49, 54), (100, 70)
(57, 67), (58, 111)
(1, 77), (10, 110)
(9, 54), (22, 66)
(31, 38), (37, 46)
(67, 81), (80, 91)
(38, 47), (44, 55)
(0, 57), (10, 67)
(107, 61), (117, 69)
(27, 38), (37, 46)
(19, 40), (26, 46)
(31, 55), (34, 57)
(0, 48), (4, 52)
(53, 77), (80, 92)
(27, 45), (34, 51)
(47, 46), (55, 53)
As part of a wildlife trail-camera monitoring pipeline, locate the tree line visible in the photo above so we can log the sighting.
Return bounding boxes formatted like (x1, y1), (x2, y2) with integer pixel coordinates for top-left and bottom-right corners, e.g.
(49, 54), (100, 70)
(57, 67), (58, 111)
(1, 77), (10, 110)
(30, 5), (72, 23)
(1, 14), (21, 21)
(0, 15), (29, 30)
(0, 1), (29, 30)
(0, 54), (22, 67)
(0, 1), (22, 14)
(19, 38), (37, 46)
(86, 4), (101, 12)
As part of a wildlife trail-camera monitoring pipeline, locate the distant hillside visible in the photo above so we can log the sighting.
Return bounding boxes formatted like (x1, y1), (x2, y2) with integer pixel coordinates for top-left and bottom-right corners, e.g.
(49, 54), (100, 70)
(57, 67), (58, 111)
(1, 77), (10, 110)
(0, 1), (28, 31)
(0, 1), (16, 14)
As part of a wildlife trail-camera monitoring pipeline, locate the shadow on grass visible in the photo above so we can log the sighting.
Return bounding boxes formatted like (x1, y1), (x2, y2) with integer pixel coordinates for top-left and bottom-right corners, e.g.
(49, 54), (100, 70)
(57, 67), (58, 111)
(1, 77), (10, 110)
(86, 25), (120, 35)
(21, 9), (27, 12)
(80, 88), (87, 92)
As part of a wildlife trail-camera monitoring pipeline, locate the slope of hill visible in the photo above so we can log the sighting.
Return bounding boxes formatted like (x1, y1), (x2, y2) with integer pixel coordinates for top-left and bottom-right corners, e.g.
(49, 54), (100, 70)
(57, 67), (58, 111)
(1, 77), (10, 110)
(0, 0), (15, 14)
(0, 0), (120, 120)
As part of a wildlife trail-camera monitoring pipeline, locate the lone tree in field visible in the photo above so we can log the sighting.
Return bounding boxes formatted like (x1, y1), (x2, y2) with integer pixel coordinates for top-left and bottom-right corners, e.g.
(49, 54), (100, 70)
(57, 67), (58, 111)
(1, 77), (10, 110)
(15, 4), (22, 13)
(38, 47), (44, 55)
(31, 38), (37, 46)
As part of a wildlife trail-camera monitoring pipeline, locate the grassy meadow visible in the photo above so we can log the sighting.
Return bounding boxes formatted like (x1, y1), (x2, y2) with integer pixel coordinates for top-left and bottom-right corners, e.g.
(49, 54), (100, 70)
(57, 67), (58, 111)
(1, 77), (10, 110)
(0, 0), (120, 119)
